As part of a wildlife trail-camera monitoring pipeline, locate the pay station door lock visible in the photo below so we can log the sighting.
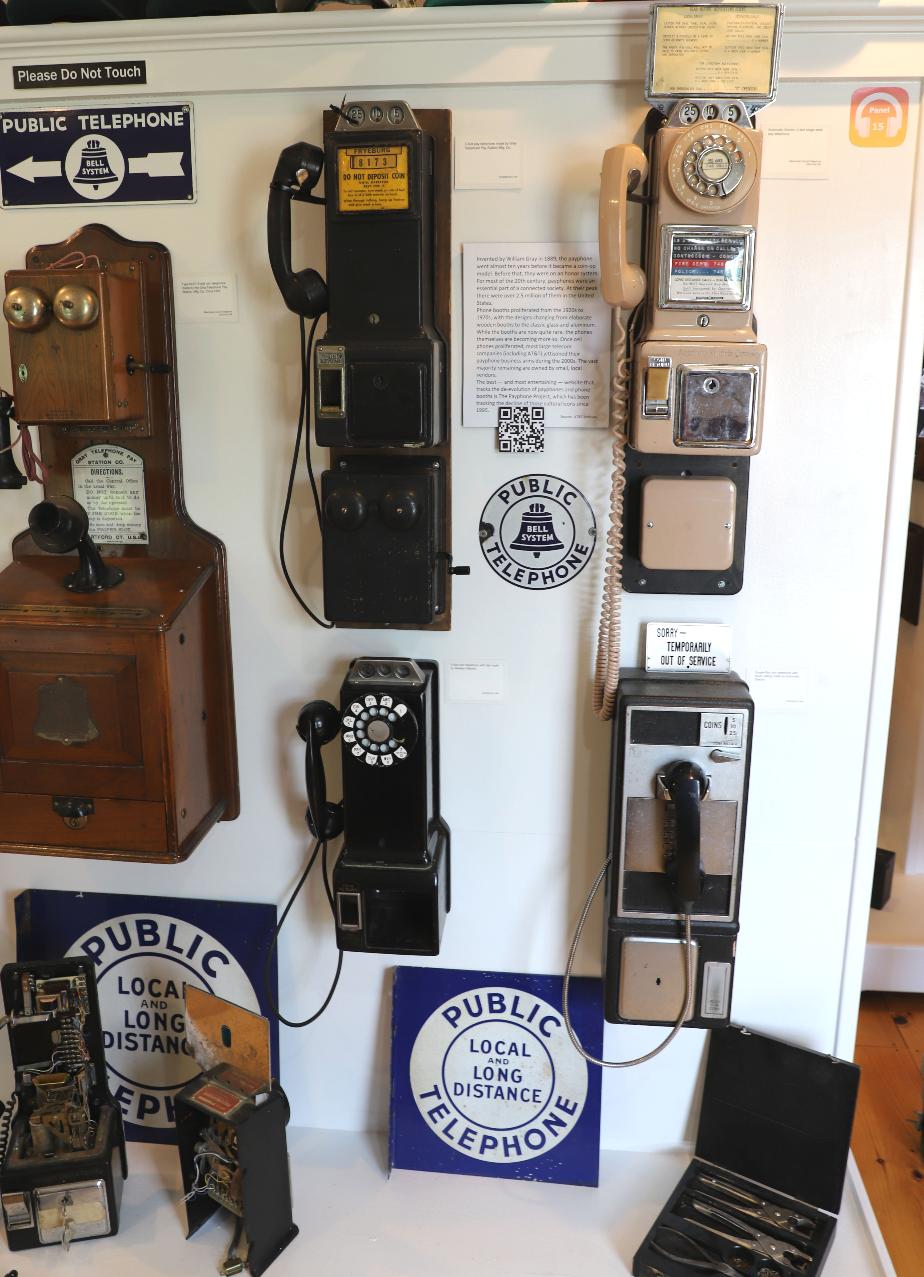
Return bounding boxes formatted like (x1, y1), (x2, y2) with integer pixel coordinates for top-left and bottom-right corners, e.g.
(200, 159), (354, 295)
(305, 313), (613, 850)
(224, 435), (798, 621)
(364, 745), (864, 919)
(604, 671), (753, 1029)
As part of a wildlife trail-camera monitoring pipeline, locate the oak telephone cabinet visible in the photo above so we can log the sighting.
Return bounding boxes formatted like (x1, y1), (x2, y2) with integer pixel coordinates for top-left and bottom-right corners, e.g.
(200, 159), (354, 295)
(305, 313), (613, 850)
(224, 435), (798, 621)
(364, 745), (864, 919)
(0, 225), (238, 862)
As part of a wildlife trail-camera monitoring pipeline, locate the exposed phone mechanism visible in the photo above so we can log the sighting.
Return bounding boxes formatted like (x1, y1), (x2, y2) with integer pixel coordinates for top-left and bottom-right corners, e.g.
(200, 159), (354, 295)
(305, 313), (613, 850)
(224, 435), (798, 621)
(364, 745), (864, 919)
(268, 100), (466, 628)
(0, 225), (239, 863)
(0, 957), (127, 1253)
(175, 987), (297, 1277)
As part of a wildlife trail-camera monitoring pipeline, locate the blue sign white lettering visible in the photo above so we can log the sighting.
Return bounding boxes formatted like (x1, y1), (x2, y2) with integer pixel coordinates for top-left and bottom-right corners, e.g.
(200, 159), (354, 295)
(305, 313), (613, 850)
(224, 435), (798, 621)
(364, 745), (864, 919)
(0, 104), (195, 209)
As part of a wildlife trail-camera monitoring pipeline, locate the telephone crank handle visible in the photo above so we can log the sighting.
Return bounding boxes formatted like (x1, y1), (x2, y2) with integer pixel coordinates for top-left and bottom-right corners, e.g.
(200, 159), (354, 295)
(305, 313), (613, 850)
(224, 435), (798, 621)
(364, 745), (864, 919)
(599, 143), (648, 309)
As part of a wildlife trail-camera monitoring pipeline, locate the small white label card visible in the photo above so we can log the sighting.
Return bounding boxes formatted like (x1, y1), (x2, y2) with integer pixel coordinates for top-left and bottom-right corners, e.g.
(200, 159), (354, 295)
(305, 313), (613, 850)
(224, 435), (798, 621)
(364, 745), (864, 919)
(746, 665), (810, 709)
(455, 138), (523, 190)
(175, 273), (238, 322)
(448, 662), (505, 703)
(763, 126), (830, 180)
(645, 622), (732, 673)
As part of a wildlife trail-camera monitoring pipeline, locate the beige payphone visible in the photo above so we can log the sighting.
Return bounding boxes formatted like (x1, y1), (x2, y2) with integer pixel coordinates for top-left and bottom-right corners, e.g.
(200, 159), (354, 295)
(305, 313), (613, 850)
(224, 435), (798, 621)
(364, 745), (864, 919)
(593, 3), (782, 719)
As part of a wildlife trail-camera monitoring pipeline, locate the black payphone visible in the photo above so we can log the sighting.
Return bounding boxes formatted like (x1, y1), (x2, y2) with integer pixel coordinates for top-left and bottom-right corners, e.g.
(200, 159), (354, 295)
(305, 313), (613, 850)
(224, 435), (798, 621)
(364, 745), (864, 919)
(268, 100), (464, 629)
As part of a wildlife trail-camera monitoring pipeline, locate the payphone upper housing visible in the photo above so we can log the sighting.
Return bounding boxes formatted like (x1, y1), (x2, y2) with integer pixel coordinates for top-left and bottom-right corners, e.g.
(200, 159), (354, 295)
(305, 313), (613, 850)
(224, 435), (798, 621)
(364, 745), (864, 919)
(315, 101), (445, 449)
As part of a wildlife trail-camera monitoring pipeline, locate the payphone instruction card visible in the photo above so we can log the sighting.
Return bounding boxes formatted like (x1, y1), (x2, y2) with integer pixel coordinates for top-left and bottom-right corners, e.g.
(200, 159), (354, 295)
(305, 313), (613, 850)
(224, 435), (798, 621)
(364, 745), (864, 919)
(462, 242), (610, 429)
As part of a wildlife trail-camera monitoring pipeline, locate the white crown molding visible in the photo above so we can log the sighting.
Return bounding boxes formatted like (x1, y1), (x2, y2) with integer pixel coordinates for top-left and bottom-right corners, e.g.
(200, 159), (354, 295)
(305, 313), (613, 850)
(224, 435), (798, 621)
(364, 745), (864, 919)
(0, 2), (923, 97)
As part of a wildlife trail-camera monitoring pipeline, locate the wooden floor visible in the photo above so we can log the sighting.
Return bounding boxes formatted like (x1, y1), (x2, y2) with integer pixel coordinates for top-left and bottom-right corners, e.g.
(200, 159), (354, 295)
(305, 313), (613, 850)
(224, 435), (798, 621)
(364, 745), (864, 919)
(853, 992), (924, 1276)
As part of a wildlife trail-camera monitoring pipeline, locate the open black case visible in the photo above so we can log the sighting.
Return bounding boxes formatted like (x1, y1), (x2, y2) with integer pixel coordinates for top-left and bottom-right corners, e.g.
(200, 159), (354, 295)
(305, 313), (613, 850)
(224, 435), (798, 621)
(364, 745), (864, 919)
(0, 957), (127, 1252)
(633, 1025), (860, 1277)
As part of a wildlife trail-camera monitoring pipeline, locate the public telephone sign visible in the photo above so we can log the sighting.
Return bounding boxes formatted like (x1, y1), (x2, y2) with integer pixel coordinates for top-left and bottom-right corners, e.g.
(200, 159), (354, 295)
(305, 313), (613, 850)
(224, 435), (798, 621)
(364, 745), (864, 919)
(0, 103), (195, 209)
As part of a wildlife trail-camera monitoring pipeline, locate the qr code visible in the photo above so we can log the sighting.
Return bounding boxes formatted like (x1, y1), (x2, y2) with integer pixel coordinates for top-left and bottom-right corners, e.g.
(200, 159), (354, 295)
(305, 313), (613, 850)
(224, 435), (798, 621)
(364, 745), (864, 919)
(498, 405), (545, 453)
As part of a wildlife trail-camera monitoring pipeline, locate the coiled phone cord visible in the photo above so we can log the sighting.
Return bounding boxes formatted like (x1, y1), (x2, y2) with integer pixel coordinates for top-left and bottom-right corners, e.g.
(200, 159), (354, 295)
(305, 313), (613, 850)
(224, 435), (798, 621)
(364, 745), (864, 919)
(561, 855), (694, 1068)
(592, 307), (632, 722)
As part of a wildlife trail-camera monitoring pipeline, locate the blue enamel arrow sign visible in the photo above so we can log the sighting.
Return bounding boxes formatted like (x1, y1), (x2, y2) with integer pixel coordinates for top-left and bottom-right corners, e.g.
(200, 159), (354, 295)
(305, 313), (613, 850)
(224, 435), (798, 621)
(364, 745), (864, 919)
(0, 103), (195, 208)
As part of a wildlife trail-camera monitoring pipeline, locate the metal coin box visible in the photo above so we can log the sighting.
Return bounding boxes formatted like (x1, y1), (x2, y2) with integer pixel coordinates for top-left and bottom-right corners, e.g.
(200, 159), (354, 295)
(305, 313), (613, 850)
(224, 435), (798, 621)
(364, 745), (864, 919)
(633, 1025), (860, 1277)
(0, 956), (127, 1253)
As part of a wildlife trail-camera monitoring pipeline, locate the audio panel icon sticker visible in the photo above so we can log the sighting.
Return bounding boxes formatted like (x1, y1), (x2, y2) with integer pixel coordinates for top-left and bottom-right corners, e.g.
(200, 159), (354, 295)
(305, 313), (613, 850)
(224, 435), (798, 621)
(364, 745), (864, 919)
(0, 103), (195, 208)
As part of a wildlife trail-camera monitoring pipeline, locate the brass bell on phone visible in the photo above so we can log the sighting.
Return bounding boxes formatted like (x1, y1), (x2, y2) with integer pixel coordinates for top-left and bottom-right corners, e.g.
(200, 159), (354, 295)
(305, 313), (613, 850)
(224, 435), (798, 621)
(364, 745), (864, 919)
(53, 284), (100, 329)
(3, 286), (49, 331)
(509, 502), (566, 558)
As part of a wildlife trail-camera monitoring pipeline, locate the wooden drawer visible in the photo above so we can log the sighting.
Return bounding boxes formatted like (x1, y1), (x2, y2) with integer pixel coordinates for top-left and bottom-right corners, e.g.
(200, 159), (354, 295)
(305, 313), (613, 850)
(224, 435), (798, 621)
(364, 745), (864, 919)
(0, 792), (169, 861)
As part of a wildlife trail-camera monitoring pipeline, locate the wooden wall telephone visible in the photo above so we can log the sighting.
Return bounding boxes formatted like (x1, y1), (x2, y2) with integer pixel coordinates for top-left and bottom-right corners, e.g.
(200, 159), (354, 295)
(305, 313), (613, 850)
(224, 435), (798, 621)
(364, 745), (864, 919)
(593, 4), (782, 721)
(0, 224), (239, 862)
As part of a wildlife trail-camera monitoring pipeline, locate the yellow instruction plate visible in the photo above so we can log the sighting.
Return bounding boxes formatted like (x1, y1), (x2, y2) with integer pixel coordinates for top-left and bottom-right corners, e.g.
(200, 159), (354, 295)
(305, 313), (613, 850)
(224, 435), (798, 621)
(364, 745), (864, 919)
(338, 144), (410, 212)
(649, 5), (780, 101)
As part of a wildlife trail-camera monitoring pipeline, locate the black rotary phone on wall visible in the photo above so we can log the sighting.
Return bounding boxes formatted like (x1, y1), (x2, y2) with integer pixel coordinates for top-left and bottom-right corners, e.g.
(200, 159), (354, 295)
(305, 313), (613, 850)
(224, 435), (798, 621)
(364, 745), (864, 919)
(297, 657), (450, 955)
(267, 99), (461, 629)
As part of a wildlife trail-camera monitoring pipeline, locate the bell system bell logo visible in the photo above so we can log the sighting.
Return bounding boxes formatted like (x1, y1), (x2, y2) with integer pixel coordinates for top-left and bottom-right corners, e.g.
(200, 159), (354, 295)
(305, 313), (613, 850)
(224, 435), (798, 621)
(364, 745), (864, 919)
(479, 473), (596, 591)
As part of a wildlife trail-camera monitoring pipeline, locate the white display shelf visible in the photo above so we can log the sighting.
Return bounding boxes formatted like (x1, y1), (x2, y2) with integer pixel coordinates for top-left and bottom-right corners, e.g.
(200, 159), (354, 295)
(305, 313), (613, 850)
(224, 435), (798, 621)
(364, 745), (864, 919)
(23, 1128), (893, 1277)
(864, 872), (924, 992)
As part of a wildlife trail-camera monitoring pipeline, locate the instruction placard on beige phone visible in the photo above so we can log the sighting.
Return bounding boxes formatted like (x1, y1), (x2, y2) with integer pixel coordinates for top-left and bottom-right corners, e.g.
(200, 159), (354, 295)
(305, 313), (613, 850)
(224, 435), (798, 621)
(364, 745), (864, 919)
(650, 5), (778, 99)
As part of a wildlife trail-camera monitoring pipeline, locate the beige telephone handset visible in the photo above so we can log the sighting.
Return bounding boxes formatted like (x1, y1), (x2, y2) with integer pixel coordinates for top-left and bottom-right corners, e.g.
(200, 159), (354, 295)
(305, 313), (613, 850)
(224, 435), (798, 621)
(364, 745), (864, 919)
(599, 145), (649, 310)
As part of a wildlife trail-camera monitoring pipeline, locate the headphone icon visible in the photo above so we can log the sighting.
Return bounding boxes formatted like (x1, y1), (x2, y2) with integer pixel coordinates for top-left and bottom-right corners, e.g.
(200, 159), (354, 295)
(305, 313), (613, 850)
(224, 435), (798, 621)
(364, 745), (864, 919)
(854, 90), (905, 139)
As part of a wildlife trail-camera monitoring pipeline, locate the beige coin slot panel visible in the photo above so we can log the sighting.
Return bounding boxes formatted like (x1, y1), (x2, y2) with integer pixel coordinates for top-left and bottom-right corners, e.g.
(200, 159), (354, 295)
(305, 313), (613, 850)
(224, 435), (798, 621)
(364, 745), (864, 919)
(633, 342), (765, 455)
(639, 476), (736, 571)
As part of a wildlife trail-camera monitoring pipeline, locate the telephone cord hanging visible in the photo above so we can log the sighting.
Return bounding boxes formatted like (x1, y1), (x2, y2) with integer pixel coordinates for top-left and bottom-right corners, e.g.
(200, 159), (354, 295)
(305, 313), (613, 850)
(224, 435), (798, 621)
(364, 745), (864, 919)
(262, 836), (344, 1029)
(561, 855), (694, 1068)
(278, 313), (333, 629)
(592, 306), (632, 722)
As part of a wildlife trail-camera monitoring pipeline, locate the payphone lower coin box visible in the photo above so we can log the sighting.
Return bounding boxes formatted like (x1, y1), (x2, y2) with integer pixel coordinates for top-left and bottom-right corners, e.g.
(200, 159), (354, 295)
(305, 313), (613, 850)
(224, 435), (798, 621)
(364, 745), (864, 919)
(0, 556), (234, 862)
(0, 958), (127, 1252)
(334, 824), (450, 954)
(633, 1025), (860, 1277)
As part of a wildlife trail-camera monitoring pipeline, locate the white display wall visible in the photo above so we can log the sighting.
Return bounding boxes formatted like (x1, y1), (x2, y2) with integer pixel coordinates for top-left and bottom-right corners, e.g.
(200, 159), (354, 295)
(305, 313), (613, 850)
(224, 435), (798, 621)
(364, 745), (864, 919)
(0, 1), (919, 1160)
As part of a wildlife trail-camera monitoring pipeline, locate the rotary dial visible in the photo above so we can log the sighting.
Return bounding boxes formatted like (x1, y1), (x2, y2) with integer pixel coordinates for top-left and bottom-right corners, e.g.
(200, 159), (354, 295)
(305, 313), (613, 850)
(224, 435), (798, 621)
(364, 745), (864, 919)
(342, 692), (418, 767)
(667, 120), (757, 214)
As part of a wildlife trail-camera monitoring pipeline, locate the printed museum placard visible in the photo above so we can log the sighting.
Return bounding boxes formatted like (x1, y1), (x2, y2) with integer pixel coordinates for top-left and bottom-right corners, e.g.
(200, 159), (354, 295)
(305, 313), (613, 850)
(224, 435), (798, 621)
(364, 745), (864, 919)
(462, 242), (610, 430)
(15, 888), (278, 1144)
(390, 966), (603, 1186)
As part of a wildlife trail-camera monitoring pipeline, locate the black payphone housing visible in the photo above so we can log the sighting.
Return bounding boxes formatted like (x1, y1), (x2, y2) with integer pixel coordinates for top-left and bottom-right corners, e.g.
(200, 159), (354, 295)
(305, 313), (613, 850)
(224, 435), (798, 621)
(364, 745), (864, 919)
(604, 671), (753, 1030)
(268, 102), (457, 629)
(300, 657), (450, 955)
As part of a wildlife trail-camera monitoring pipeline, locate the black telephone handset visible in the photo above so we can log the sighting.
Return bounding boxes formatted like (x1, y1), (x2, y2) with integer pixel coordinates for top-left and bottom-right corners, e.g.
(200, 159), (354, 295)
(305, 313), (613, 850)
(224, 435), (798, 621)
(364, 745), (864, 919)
(296, 700), (343, 840)
(267, 141), (328, 319)
(663, 761), (708, 914)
